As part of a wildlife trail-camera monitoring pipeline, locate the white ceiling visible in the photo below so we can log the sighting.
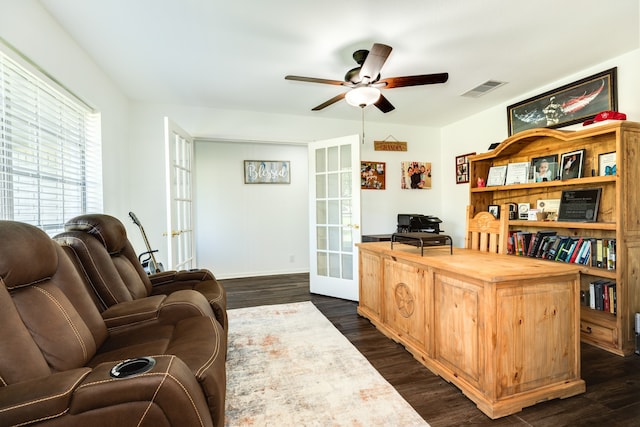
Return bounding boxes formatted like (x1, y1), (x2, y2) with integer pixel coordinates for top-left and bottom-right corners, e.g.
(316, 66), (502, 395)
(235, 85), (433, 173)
(40, 0), (639, 127)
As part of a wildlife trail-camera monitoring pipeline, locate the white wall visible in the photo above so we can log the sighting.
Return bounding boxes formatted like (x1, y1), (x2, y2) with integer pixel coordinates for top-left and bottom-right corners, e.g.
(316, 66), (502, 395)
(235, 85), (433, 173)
(440, 49), (640, 247)
(194, 141), (308, 278)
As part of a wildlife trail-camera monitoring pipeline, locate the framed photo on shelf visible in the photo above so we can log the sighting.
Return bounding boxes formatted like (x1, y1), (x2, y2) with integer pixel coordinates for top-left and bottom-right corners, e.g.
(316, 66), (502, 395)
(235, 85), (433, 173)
(530, 155), (559, 182)
(488, 204), (500, 219)
(506, 67), (617, 136)
(557, 188), (602, 222)
(560, 149), (585, 180)
(455, 152), (475, 184)
(486, 165), (507, 186)
(598, 152), (616, 176)
(505, 162), (530, 185)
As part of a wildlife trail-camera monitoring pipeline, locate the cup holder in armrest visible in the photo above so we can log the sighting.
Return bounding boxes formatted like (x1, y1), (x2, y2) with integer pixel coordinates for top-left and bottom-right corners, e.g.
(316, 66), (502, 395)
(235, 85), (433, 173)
(110, 357), (156, 379)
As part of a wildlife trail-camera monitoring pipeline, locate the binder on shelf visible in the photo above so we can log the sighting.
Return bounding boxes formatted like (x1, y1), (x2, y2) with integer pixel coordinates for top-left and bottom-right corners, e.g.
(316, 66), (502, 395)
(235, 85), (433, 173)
(596, 239), (604, 268)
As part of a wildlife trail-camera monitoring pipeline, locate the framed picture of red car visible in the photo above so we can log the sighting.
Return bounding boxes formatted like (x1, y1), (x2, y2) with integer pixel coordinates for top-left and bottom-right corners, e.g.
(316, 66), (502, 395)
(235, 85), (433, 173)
(507, 68), (617, 136)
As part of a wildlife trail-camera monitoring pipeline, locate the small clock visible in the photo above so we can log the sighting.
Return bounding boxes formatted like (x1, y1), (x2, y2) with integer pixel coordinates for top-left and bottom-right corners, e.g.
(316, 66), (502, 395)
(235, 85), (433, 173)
(518, 203), (530, 220)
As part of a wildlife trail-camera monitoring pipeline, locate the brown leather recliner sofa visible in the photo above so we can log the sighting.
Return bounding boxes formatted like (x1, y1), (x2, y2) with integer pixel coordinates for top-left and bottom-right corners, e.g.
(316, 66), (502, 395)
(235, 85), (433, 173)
(0, 221), (226, 427)
(53, 214), (228, 334)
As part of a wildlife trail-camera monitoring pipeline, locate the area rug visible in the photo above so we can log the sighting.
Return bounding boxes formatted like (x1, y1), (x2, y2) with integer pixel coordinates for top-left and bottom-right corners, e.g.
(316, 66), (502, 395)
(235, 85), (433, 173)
(224, 301), (429, 426)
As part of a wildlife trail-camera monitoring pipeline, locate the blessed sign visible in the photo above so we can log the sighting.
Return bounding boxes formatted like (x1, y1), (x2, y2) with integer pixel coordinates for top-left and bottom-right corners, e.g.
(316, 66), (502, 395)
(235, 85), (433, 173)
(244, 160), (290, 184)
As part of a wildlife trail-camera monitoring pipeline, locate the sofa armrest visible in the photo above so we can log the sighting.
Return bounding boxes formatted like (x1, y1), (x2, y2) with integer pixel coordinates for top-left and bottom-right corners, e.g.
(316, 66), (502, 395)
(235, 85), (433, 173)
(101, 295), (166, 329)
(0, 357), (214, 427)
(0, 368), (91, 426)
(149, 268), (215, 287)
(159, 290), (215, 323)
(73, 356), (214, 426)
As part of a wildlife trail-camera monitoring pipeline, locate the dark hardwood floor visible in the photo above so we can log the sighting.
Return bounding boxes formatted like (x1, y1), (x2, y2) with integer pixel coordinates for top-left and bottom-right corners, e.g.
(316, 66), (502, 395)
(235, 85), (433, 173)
(221, 273), (640, 427)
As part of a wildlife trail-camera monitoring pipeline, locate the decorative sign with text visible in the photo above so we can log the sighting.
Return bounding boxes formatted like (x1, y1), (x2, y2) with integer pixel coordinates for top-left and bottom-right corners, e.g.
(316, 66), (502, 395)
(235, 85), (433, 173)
(244, 160), (290, 184)
(374, 140), (407, 151)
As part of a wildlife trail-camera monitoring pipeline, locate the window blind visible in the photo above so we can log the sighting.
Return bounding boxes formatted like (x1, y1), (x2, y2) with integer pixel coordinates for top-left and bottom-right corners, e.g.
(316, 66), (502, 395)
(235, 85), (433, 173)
(0, 49), (102, 235)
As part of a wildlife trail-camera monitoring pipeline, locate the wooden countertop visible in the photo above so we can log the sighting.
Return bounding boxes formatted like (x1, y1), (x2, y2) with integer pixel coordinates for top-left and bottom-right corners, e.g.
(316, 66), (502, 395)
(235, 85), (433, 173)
(357, 241), (581, 283)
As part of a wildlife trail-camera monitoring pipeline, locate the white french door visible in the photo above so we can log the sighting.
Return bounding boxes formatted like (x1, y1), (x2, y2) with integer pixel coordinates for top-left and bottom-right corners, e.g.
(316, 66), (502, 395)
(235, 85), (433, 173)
(164, 117), (195, 271)
(308, 134), (361, 301)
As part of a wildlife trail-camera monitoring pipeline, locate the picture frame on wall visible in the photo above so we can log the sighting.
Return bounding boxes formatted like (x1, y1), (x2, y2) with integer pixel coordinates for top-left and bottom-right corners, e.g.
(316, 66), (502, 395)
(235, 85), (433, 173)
(361, 161), (386, 189)
(560, 149), (585, 180)
(488, 204), (500, 219)
(401, 161), (431, 189)
(507, 67), (617, 136)
(244, 160), (290, 184)
(455, 152), (475, 184)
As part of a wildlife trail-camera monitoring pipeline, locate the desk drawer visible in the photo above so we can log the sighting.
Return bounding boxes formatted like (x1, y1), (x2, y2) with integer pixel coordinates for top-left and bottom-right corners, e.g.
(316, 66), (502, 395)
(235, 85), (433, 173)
(580, 319), (617, 348)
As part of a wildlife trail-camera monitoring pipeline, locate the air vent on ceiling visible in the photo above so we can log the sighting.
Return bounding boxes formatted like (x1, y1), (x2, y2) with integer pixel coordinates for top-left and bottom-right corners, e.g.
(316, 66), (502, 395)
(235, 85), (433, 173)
(461, 80), (507, 98)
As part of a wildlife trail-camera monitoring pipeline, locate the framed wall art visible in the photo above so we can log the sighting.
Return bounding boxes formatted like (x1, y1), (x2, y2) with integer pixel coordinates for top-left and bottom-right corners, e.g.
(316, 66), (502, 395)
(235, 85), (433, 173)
(507, 67), (617, 136)
(361, 161), (386, 189)
(401, 161), (431, 189)
(455, 152), (475, 184)
(244, 160), (290, 184)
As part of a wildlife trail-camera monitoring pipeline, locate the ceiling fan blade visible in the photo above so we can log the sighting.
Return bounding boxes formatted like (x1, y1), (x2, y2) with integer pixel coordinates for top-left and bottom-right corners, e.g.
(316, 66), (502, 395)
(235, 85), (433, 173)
(359, 43), (392, 84)
(285, 75), (346, 86)
(311, 92), (346, 111)
(380, 73), (449, 88)
(374, 94), (395, 113)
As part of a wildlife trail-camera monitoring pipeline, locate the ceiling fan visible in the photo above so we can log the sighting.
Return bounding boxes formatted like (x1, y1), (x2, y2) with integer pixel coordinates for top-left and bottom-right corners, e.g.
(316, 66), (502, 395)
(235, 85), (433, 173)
(285, 43), (448, 113)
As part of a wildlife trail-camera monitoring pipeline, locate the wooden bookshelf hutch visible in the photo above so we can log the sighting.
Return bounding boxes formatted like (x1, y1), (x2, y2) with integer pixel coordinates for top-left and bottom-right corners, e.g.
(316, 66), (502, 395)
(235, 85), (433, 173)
(468, 121), (640, 356)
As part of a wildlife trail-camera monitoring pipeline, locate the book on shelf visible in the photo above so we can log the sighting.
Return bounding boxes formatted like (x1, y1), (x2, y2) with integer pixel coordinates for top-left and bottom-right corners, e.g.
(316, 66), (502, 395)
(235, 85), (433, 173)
(589, 238), (617, 270)
(595, 239), (604, 268)
(567, 238), (584, 263)
(607, 239), (616, 271)
(587, 279), (617, 314)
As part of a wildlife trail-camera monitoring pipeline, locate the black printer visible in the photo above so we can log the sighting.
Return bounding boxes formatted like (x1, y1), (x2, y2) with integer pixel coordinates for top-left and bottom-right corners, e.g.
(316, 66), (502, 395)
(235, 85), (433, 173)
(396, 214), (443, 234)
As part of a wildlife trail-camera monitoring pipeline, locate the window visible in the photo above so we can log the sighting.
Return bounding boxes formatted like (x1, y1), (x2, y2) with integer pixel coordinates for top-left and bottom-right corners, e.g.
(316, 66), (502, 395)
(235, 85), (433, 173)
(0, 48), (102, 235)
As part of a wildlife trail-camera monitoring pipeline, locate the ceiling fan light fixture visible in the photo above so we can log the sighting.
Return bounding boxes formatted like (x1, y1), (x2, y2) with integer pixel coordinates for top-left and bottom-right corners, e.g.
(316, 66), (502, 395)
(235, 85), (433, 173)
(345, 86), (381, 108)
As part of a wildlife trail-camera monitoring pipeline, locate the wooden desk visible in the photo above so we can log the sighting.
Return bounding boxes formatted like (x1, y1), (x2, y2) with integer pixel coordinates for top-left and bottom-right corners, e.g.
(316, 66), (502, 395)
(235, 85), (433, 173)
(357, 242), (585, 419)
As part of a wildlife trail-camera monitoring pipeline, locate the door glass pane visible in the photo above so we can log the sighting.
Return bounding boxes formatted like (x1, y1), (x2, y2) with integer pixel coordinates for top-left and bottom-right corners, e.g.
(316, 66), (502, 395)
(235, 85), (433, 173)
(342, 254), (353, 280)
(329, 253), (340, 278)
(328, 146), (339, 172)
(316, 200), (327, 224)
(341, 226), (353, 253)
(316, 148), (326, 173)
(341, 199), (352, 225)
(327, 173), (339, 198)
(316, 174), (326, 198)
(328, 226), (340, 251)
(341, 171), (352, 197)
(316, 226), (327, 250)
(317, 252), (328, 275)
(340, 144), (351, 170)
(328, 200), (339, 224)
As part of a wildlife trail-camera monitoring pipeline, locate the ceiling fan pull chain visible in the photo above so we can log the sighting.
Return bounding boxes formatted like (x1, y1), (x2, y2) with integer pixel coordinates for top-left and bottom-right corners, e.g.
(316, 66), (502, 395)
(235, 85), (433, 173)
(361, 107), (365, 144)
